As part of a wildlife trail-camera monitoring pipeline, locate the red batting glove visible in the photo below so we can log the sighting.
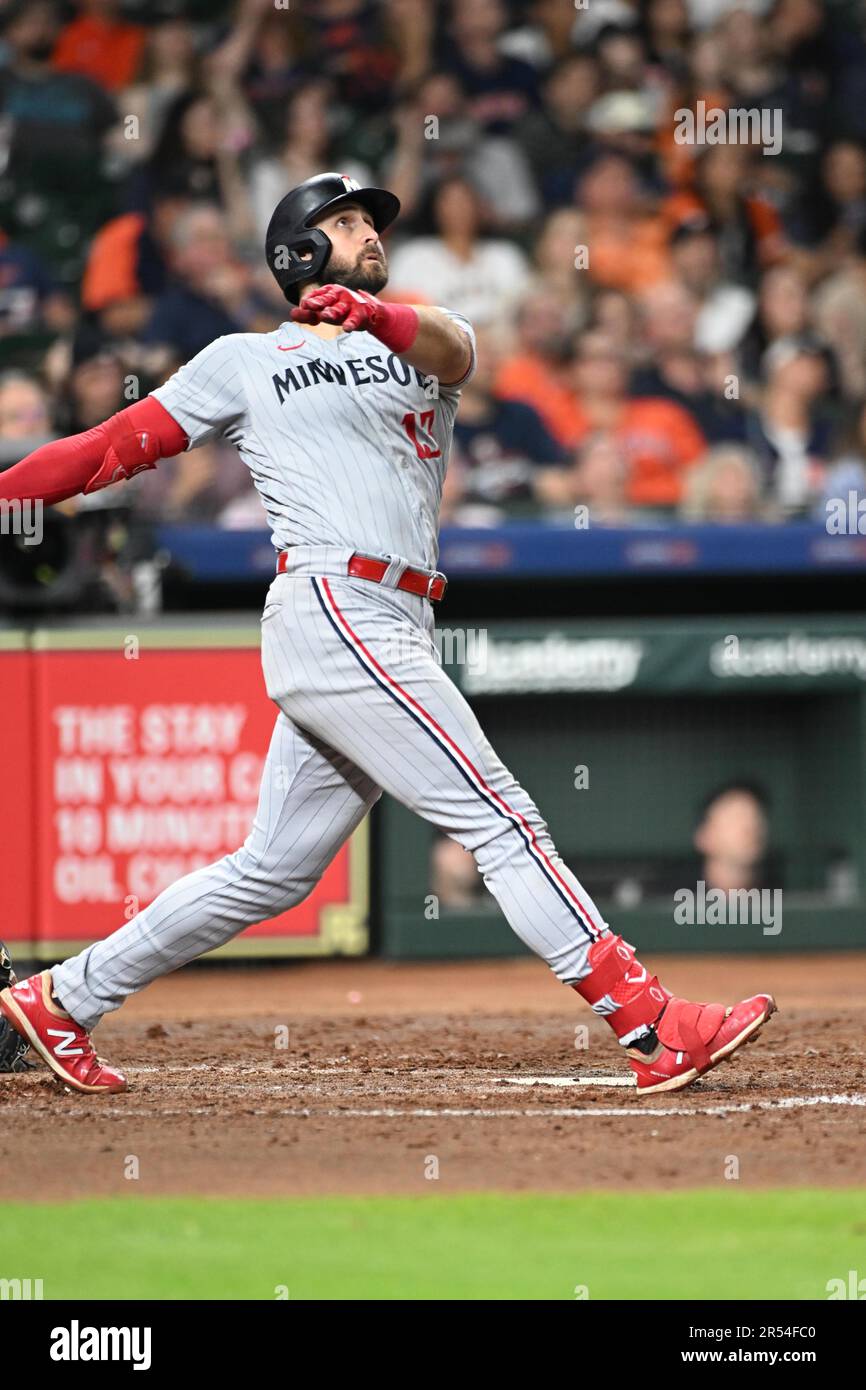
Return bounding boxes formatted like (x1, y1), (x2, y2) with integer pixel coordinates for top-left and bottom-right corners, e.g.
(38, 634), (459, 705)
(290, 285), (418, 354)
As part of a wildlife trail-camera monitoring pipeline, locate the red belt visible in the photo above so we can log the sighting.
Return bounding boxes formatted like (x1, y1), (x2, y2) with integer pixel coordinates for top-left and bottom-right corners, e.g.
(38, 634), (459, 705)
(276, 550), (448, 602)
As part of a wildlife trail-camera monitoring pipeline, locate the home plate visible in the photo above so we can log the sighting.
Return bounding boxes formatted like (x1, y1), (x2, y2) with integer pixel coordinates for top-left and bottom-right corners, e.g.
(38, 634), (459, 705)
(499, 1075), (636, 1088)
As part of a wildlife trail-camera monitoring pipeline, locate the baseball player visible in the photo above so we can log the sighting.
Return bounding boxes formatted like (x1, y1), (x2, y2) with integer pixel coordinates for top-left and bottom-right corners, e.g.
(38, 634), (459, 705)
(0, 173), (775, 1096)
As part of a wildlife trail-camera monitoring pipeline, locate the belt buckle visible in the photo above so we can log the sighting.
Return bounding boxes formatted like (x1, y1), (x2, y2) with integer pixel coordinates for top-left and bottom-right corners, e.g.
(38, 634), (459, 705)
(426, 569), (447, 599)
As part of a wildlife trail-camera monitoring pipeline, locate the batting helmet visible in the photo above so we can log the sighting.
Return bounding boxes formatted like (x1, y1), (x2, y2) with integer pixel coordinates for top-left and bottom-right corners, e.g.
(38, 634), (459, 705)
(265, 172), (401, 304)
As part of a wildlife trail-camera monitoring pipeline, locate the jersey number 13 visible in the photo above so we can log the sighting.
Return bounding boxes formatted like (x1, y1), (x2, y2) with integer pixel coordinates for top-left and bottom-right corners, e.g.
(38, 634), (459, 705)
(402, 409), (441, 461)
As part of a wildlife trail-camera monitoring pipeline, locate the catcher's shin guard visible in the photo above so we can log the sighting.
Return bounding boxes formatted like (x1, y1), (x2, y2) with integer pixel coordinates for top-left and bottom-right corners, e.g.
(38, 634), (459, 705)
(0, 941), (33, 1073)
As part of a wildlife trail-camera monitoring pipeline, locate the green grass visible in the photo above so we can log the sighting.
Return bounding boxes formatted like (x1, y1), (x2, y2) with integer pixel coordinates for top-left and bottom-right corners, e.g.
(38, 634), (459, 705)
(4, 1190), (865, 1300)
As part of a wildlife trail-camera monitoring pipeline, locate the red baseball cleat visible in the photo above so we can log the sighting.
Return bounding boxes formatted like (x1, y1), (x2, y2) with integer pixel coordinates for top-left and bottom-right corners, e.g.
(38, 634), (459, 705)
(626, 992), (776, 1095)
(0, 971), (127, 1094)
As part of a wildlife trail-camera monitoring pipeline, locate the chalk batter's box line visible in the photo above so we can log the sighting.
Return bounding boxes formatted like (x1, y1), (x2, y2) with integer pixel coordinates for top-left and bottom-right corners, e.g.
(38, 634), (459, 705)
(125, 1065), (633, 1082)
(121, 1065), (859, 1100)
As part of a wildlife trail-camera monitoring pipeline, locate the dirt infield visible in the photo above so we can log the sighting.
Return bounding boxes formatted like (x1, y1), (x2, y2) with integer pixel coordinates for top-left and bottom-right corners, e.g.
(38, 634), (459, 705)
(2, 953), (864, 1199)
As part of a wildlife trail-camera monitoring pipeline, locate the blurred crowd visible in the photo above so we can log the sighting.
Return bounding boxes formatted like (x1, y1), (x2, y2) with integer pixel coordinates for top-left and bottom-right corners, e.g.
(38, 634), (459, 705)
(1, 0), (866, 528)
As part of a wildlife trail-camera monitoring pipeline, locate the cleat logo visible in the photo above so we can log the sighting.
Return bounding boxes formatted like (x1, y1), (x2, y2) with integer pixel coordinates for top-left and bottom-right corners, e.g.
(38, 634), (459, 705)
(47, 1028), (84, 1057)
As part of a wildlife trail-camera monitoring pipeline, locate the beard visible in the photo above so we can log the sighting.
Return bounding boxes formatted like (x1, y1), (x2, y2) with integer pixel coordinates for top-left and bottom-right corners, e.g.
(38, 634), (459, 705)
(325, 248), (388, 296)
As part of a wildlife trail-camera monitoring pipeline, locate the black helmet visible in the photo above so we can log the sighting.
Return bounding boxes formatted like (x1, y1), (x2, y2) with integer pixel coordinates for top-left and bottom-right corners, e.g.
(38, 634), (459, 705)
(265, 172), (400, 304)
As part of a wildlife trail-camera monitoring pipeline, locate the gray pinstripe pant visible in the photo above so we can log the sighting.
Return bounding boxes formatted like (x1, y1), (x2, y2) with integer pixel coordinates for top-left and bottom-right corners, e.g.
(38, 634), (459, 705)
(52, 568), (608, 1031)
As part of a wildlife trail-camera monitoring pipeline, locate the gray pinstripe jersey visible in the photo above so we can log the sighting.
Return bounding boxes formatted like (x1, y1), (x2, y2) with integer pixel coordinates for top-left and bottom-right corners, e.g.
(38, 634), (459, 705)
(151, 310), (476, 571)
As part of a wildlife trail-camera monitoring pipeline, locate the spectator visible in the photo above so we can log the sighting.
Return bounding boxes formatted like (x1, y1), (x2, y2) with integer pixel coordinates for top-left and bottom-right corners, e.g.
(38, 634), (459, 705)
(740, 263), (811, 387)
(0, 0), (118, 281)
(645, 0), (692, 79)
(442, 0), (540, 135)
(305, 0), (403, 115)
(495, 287), (585, 446)
(585, 88), (661, 169)
(670, 217), (755, 352)
(54, 335), (127, 440)
(763, 0), (831, 163)
(590, 287), (641, 362)
(142, 204), (274, 364)
(385, 0), (437, 94)
(0, 370), (52, 444)
(694, 783), (771, 894)
(502, 0), (584, 67)
(51, 0), (146, 94)
(815, 406), (866, 523)
(563, 329), (707, 508)
(209, 0), (309, 147)
(79, 212), (162, 342)
(716, 7), (779, 109)
(666, 145), (787, 283)
(536, 431), (633, 524)
(0, 231), (72, 336)
(387, 71), (539, 230)
(128, 90), (255, 247)
(811, 226), (866, 402)
(633, 280), (752, 441)
(143, 436), (250, 525)
(592, 21), (672, 150)
(0, 0), (860, 542)
(679, 444), (767, 521)
(430, 833), (483, 907)
(572, 2), (643, 52)
(577, 153), (672, 293)
(635, 278), (698, 361)
(113, 18), (200, 167)
(531, 207), (591, 318)
(825, 5), (866, 145)
(655, 23), (730, 192)
(248, 79), (373, 243)
(752, 335), (835, 513)
(129, 90), (223, 207)
(514, 53), (600, 208)
(0, 370), (57, 493)
(795, 140), (866, 270)
(450, 327), (569, 518)
(387, 175), (531, 325)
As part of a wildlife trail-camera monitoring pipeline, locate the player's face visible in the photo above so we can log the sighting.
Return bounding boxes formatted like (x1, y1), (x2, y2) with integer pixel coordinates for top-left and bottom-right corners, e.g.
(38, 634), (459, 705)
(314, 203), (388, 295)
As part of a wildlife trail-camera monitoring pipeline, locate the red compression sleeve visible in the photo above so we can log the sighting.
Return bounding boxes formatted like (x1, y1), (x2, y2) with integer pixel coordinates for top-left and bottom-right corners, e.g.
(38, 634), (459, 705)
(369, 300), (419, 355)
(0, 398), (187, 505)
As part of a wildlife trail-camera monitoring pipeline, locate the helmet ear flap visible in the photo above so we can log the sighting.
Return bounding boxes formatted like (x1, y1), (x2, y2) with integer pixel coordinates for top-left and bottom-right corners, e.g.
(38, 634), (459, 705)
(267, 226), (332, 304)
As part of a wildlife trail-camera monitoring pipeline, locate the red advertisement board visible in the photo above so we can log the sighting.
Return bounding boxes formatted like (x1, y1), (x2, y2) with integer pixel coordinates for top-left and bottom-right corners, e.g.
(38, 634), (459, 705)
(2, 626), (368, 960)
(0, 640), (35, 946)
